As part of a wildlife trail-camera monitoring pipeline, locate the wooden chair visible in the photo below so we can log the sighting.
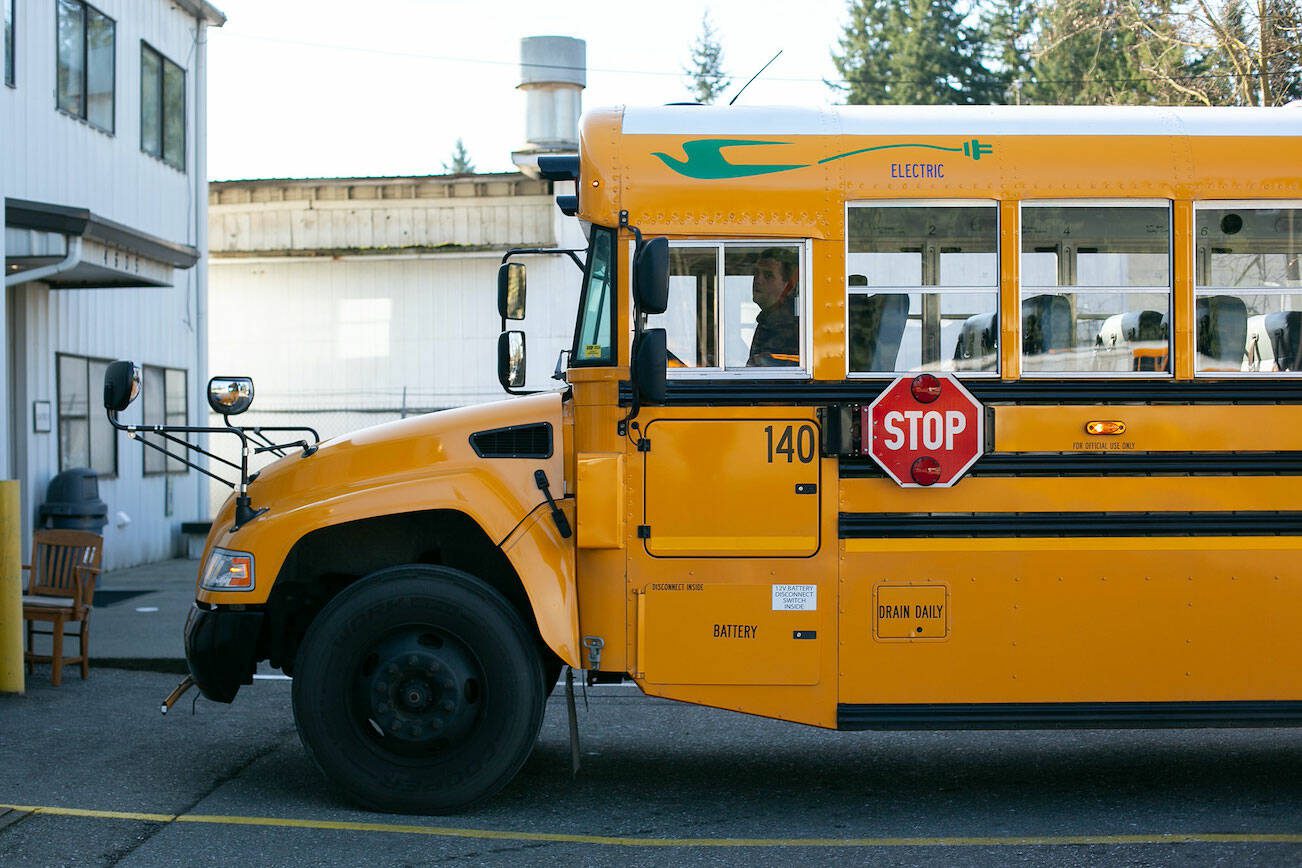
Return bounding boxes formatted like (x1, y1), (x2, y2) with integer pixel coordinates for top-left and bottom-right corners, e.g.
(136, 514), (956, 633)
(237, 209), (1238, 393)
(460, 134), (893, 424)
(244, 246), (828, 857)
(22, 529), (103, 686)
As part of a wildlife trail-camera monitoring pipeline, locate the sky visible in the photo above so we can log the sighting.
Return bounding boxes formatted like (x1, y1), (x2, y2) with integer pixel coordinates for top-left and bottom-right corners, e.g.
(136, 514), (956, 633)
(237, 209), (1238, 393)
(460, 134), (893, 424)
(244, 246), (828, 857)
(206, 0), (851, 180)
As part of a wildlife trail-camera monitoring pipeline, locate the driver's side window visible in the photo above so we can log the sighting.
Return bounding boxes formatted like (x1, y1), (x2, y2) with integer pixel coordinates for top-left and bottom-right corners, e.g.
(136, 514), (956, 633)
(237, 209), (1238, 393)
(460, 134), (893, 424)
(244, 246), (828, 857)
(649, 241), (806, 373)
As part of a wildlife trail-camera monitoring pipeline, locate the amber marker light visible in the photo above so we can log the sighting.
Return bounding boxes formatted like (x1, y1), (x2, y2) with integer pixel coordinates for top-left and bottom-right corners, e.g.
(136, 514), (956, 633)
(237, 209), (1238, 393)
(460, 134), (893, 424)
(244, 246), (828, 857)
(910, 373), (942, 404)
(227, 556), (253, 587)
(1085, 421), (1127, 436)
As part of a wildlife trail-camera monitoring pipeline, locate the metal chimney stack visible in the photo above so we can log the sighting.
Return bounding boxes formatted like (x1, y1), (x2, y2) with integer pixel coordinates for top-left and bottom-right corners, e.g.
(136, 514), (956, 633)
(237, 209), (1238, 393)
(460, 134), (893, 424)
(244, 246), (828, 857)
(512, 36), (586, 176)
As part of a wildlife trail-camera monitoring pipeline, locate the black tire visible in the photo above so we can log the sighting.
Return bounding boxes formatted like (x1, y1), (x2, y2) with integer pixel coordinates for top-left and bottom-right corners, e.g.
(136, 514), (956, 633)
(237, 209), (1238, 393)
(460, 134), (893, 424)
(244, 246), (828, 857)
(292, 565), (545, 813)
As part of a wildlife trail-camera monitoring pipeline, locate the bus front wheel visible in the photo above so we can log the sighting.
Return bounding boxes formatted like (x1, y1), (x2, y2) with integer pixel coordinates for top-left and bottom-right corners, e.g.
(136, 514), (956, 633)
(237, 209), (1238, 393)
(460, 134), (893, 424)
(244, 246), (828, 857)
(291, 565), (545, 813)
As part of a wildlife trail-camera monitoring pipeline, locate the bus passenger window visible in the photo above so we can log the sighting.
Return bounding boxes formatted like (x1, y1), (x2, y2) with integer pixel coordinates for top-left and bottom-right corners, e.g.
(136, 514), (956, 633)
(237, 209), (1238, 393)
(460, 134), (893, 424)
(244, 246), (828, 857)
(1195, 205), (1302, 374)
(1020, 203), (1171, 375)
(648, 242), (806, 373)
(846, 202), (998, 376)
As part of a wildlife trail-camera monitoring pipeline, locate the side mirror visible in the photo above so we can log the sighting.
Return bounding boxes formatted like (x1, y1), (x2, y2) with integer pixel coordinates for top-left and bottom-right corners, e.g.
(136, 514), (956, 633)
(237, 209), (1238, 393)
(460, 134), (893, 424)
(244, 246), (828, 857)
(633, 237), (669, 315)
(103, 361), (141, 412)
(498, 330), (526, 390)
(208, 377), (255, 416)
(633, 328), (667, 405)
(498, 263), (527, 321)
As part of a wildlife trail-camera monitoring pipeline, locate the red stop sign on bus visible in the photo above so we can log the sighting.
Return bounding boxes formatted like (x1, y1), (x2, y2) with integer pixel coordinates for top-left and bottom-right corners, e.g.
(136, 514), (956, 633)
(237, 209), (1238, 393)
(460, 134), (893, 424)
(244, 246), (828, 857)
(863, 374), (985, 488)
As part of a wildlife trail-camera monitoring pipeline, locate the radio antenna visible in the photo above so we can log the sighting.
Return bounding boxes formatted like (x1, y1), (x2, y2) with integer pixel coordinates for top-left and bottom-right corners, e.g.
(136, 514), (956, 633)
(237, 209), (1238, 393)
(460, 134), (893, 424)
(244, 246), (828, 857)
(728, 50), (783, 106)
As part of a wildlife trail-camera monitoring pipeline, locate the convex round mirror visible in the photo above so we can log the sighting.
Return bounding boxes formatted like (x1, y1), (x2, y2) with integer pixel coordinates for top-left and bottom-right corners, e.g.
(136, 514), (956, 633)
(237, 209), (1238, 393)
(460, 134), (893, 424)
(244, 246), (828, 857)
(498, 262), (527, 321)
(103, 361), (141, 412)
(208, 376), (255, 416)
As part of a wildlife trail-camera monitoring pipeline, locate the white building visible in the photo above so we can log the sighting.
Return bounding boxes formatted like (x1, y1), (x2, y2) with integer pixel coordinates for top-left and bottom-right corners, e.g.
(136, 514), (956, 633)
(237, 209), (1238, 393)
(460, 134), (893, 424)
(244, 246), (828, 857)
(208, 172), (578, 420)
(3, 0), (224, 568)
(203, 37), (588, 509)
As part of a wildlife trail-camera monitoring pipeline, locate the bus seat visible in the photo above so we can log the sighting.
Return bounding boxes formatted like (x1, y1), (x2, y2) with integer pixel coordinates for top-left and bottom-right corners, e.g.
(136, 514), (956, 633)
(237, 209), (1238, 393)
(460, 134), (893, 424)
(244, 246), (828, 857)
(1121, 310), (1167, 342)
(1095, 310), (1169, 371)
(954, 312), (998, 371)
(1265, 310), (1302, 371)
(849, 294), (909, 372)
(1196, 295), (1248, 367)
(1021, 294), (1072, 355)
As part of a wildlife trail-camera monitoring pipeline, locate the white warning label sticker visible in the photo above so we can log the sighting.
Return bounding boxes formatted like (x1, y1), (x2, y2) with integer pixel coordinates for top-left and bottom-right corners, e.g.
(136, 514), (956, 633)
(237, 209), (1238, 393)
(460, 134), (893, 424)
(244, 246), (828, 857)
(772, 584), (817, 611)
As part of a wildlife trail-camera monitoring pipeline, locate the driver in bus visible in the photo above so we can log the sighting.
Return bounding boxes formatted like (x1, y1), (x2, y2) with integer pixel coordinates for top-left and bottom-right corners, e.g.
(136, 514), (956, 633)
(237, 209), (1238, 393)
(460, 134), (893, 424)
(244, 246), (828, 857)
(748, 247), (800, 367)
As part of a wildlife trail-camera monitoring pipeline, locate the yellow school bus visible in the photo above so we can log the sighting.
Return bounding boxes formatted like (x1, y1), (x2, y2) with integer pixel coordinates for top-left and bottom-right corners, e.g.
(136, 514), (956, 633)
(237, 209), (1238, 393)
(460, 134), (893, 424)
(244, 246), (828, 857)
(105, 104), (1302, 813)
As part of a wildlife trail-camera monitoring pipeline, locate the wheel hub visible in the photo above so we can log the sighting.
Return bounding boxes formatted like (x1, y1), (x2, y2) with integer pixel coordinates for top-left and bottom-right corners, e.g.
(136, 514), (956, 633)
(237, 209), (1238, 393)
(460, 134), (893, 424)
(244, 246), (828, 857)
(354, 629), (482, 754)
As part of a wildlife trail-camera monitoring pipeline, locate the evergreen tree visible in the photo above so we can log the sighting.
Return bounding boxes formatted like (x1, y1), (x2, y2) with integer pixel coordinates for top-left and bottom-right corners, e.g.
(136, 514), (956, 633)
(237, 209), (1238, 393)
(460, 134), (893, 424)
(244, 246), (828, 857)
(832, 0), (999, 105)
(1026, 0), (1161, 104)
(442, 138), (475, 175)
(684, 11), (732, 104)
(981, 0), (1037, 103)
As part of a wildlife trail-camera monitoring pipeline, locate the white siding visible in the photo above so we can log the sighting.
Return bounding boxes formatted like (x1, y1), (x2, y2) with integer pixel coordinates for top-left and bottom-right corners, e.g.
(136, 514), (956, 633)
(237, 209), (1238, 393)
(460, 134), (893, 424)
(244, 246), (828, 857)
(209, 252), (579, 415)
(3, 1), (213, 569)
(9, 280), (204, 569)
(1, 0), (198, 244)
(210, 190), (555, 255)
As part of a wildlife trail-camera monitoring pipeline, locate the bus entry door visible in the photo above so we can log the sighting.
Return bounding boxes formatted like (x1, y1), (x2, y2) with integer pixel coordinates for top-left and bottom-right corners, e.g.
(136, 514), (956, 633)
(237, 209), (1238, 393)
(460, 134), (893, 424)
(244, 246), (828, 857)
(641, 418), (821, 558)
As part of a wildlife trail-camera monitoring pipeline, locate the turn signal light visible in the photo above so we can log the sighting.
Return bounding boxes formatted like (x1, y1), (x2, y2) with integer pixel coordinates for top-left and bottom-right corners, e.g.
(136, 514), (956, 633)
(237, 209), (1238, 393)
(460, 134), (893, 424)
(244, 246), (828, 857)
(1085, 420), (1126, 436)
(200, 548), (256, 591)
(910, 374), (942, 404)
(910, 455), (942, 485)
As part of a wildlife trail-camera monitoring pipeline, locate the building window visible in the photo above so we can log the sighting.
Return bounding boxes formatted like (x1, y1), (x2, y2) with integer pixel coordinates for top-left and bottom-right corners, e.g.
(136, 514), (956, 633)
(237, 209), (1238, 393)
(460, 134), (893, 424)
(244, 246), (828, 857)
(5, 0), (15, 88)
(1196, 203), (1302, 374)
(1020, 202), (1172, 376)
(57, 353), (117, 477)
(56, 0), (114, 133)
(140, 42), (184, 170)
(648, 242), (807, 373)
(846, 201), (1000, 376)
(142, 365), (188, 474)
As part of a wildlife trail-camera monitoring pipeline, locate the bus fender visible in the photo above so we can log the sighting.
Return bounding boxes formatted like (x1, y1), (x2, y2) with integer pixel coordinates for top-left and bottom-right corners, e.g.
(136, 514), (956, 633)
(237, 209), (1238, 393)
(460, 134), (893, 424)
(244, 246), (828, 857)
(498, 497), (581, 669)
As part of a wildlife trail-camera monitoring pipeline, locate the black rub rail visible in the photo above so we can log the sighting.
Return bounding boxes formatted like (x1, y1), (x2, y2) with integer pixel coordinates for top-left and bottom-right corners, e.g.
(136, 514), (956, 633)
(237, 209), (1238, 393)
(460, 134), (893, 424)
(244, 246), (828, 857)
(836, 701), (1302, 730)
(840, 453), (1302, 477)
(838, 510), (1302, 537)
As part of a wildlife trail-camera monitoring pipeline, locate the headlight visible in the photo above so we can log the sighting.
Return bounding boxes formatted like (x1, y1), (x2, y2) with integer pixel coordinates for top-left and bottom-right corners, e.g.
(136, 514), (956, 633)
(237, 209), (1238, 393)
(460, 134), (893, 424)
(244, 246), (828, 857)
(200, 547), (255, 591)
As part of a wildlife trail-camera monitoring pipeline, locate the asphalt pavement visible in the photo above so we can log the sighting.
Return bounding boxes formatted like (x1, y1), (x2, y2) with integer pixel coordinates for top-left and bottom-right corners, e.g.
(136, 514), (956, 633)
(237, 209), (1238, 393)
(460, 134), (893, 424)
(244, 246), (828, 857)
(4, 559), (1302, 865)
(82, 558), (199, 673)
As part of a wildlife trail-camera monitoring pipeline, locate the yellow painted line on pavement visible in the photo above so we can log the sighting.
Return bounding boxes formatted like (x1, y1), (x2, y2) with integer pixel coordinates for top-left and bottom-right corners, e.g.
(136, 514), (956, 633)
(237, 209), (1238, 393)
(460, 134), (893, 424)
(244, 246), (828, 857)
(2, 803), (1300, 848)
(2, 805), (176, 824)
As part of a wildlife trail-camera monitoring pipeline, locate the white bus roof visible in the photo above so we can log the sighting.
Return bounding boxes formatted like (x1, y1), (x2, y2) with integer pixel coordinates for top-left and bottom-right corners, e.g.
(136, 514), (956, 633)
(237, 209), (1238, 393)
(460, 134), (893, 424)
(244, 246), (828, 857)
(619, 105), (1302, 138)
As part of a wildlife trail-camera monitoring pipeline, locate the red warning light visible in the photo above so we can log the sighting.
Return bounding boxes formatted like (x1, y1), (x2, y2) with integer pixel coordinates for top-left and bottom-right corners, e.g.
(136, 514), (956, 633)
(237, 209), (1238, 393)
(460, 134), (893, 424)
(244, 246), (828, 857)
(910, 455), (942, 486)
(910, 374), (942, 404)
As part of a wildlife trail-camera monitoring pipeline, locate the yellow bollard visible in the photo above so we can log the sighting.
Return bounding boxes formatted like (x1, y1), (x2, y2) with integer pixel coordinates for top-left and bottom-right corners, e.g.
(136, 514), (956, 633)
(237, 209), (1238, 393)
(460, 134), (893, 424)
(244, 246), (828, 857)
(0, 480), (24, 694)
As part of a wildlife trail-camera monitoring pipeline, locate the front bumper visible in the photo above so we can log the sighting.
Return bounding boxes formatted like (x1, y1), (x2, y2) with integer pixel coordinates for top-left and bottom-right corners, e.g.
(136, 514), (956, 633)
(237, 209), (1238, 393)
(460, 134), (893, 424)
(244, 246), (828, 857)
(184, 605), (265, 703)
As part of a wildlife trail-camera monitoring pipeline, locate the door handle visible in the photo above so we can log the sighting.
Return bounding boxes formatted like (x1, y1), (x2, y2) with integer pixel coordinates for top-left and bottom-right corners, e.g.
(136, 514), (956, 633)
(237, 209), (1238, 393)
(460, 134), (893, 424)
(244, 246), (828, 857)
(795, 484), (817, 495)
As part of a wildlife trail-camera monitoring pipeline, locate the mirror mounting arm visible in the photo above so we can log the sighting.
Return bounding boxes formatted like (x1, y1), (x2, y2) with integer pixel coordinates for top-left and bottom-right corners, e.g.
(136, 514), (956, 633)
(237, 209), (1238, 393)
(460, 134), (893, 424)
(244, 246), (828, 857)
(618, 210), (641, 246)
(108, 413), (238, 489)
(500, 247), (586, 270)
(620, 213), (669, 431)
